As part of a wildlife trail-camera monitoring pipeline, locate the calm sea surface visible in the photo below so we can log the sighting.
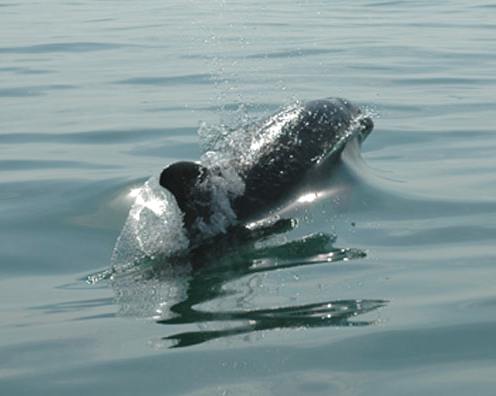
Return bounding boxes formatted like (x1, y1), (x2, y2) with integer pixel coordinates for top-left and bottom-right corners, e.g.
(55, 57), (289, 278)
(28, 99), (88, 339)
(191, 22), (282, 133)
(1, 1), (496, 395)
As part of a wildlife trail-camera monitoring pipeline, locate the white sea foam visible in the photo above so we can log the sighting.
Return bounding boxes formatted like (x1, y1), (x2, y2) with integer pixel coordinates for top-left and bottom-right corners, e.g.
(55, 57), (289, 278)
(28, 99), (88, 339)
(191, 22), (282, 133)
(194, 150), (246, 238)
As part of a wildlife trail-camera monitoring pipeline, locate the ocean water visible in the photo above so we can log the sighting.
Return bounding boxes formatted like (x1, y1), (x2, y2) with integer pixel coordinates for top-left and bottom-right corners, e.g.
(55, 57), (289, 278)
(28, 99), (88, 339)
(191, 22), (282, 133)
(1, 1), (496, 395)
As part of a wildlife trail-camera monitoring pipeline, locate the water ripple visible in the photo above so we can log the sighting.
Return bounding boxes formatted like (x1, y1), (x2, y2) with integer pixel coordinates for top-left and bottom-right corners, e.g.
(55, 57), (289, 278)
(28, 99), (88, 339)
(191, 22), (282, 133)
(0, 42), (126, 54)
(394, 77), (496, 86)
(115, 74), (214, 86)
(0, 84), (75, 97)
(0, 160), (118, 171)
(0, 66), (52, 75)
(0, 127), (195, 145)
(245, 48), (343, 59)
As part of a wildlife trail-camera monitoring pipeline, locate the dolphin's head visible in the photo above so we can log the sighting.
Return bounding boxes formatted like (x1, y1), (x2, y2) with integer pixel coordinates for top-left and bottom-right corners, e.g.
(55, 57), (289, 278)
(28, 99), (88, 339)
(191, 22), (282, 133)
(303, 98), (373, 145)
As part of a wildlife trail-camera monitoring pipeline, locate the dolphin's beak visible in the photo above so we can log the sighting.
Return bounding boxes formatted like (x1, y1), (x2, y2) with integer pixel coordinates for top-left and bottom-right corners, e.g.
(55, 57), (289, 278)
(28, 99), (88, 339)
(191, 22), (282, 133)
(358, 116), (374, 143)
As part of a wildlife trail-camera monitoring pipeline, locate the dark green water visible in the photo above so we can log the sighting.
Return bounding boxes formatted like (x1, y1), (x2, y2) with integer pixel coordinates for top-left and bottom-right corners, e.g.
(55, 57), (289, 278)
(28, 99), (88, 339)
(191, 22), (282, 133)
(1, 1), (496, 394)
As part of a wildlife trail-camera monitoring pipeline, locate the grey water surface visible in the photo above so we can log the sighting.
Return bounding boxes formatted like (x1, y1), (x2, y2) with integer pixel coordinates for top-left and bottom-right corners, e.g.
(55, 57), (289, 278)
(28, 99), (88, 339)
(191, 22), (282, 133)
(1, 1), (496, 395)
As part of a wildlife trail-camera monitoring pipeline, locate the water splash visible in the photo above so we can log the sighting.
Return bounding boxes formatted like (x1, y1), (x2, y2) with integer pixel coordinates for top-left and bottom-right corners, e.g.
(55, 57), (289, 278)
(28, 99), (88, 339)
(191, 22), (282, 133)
(109, 177), (189, 275)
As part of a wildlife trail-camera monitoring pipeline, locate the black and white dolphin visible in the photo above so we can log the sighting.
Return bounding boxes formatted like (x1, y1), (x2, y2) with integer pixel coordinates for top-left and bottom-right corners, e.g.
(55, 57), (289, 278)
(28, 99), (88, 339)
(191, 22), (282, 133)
(159, 98), (373, 241)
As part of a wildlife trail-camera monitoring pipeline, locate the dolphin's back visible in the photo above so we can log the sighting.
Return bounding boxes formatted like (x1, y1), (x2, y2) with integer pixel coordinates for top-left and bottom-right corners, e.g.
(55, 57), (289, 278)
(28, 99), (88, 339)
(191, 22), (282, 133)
(233, 98), (365, 220)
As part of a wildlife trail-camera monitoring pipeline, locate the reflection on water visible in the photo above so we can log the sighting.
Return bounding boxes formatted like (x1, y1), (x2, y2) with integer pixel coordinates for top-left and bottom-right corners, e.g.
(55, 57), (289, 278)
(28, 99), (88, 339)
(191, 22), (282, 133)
(161, 299), (387, 349)
(110, 218), (387, 348)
